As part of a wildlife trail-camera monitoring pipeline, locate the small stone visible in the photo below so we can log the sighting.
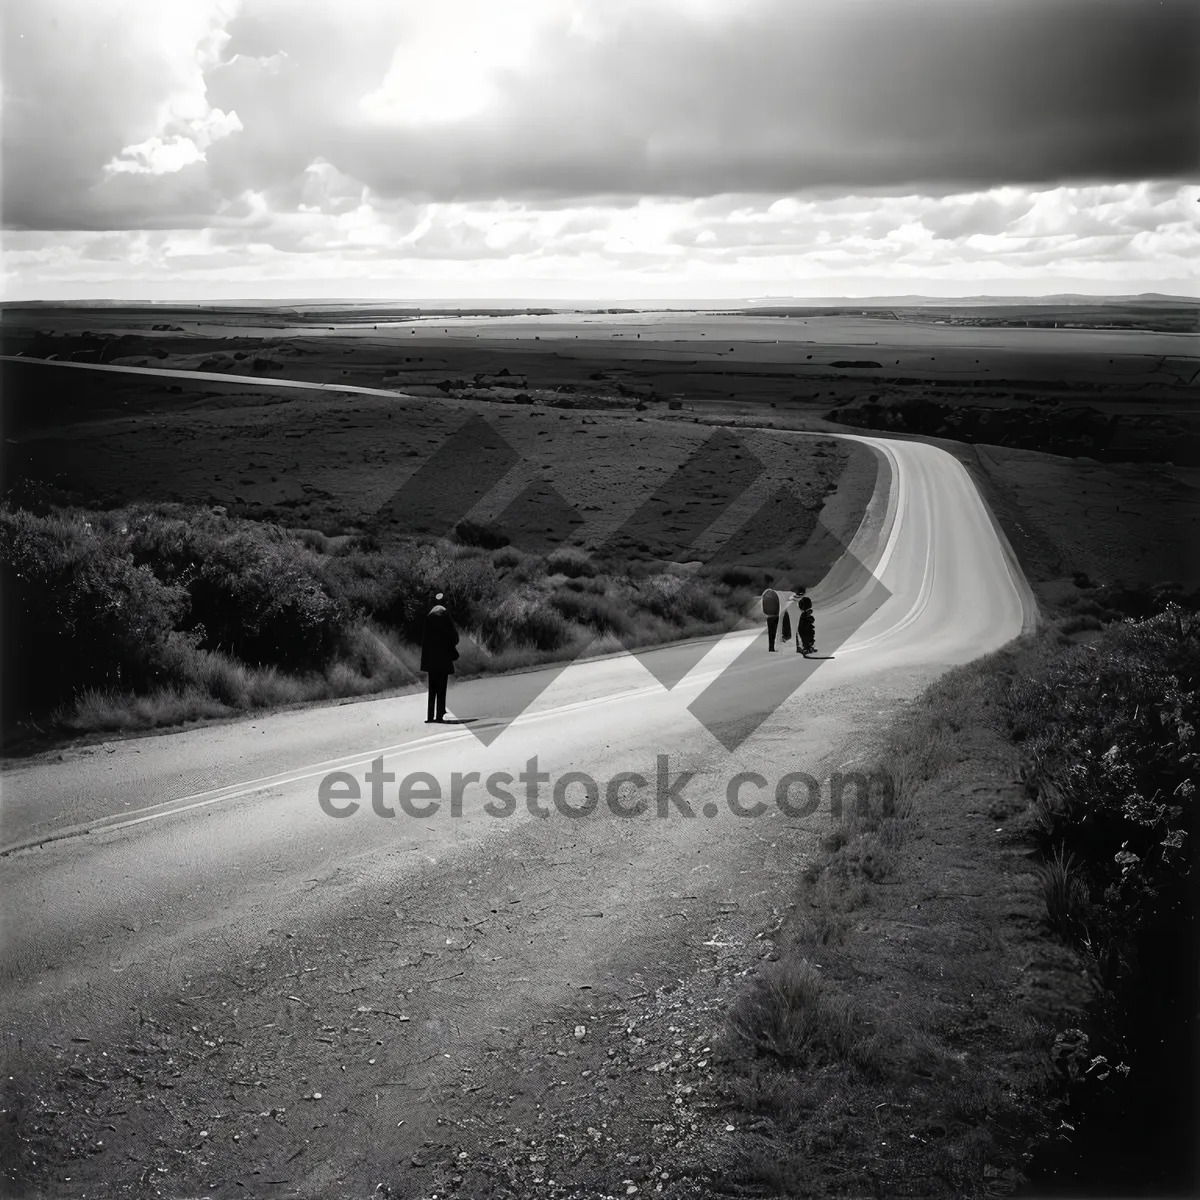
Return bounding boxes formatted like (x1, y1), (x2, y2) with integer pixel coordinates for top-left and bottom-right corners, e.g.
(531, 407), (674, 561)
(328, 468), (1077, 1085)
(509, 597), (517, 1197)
(574, 1025), (586, 1040)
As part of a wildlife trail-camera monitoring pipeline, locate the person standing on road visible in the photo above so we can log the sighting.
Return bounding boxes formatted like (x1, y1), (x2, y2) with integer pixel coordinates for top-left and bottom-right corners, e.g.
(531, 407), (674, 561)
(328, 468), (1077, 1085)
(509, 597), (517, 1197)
(781, 587), (801, 649)
(420, 592), (459, 723)
(785, 586), (807, 653)
(798, 595), (817, 656)
(761, 585), (781, 652)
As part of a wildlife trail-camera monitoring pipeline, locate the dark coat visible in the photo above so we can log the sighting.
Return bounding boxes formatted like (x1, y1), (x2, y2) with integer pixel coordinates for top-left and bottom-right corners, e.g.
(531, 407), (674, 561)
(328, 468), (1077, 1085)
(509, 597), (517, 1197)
(419, 605), (459, 675)
(761, 588), (781, 617)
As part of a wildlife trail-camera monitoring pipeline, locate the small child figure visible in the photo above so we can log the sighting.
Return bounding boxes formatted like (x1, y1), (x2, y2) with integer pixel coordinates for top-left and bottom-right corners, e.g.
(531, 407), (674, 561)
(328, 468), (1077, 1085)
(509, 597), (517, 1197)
(797, 595), (816, 656)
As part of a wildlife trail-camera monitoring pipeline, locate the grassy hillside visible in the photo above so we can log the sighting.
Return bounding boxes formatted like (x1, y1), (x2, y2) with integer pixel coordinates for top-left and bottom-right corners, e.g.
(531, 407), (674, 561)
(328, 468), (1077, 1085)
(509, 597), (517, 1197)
(1, 362), (876, 745)
(713, 597), (1198, 1197)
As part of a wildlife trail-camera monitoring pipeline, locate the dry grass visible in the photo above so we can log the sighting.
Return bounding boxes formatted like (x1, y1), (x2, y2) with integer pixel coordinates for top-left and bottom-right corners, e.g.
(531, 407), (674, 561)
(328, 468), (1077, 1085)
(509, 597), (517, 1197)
(727, 960), (892, 1080)
(1036, 846), (1092, 945)
(715, 655), (1060, 1199)
(61, 620), (421, 734)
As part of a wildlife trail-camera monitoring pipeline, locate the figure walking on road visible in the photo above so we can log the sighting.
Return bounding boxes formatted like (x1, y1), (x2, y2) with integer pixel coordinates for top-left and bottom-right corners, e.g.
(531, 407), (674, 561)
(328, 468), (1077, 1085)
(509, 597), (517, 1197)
(784, 586), (806, 653)
(798, 595), (816, 656)
(420, 592), (459, 723)
(780, 587), (801, 648)
(761, 585), (781, 652)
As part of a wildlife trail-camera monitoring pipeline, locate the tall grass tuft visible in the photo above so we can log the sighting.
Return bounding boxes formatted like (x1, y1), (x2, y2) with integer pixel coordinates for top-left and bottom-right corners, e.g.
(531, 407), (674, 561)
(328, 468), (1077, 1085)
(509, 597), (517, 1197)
(727, 960), (889, 1078)
(1037, 846), (1092, 945)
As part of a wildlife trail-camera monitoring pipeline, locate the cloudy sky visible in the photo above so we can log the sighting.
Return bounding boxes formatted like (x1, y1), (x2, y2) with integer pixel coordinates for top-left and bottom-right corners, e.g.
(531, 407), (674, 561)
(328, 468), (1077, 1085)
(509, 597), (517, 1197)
(3, 0), (1198, 301)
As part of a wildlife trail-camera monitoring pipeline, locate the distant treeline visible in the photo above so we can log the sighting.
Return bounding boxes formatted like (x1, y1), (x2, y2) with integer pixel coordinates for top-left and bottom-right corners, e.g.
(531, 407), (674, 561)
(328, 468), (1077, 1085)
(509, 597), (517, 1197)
(741, 304), (1198, 334)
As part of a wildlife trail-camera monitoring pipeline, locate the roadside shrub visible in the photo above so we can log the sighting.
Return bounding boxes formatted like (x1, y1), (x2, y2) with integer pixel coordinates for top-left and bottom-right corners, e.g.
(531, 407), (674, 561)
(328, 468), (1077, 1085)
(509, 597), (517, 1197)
(326, 554), (412, 631)
(841, 832), (896, 883)
(336, 622), (416, 686)
(1008, 610), (1199, 1192)
(478, 595), (573, 653)
(492, 545), (524, 569)
(294, 528), (332, 554)
(121, 507), (352, 669)
(548, 587), (634, 635)
(634, 574), (727, 627)
(453, 518), (509, 550)
(1008, 611), (1196, 937)
(546, 546), (596, 578)
(421, 552), (503, 636)
(326, 543), (501, 643)
(683, 586), (727, 624)
(717, 565), (773, 589)
(1037, 846), (1092, 944)
(1058, 613), (1103, 636)
(68, 684), (230, 732)
(514, 606), (574, 652)
(1, 507), (185, 716)
(182, 531), (350, 669)
(727, 960), (885, 1076)
(634, 574), (691, 624)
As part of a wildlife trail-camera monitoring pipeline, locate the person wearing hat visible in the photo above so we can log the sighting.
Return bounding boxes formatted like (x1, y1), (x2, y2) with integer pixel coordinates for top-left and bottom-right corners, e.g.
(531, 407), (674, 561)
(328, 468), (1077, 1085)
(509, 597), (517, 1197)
(420, 592), (460, 723)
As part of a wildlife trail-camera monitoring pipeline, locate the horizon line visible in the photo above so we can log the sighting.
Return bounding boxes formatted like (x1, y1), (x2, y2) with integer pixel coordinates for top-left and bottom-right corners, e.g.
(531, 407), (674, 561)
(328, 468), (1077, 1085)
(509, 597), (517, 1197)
(5, 290), (1199, 308)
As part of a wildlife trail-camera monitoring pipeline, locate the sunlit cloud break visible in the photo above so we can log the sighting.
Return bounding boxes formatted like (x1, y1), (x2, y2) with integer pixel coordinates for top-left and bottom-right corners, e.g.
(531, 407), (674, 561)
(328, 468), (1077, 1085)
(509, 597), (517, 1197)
(3, 0), (1197, 300)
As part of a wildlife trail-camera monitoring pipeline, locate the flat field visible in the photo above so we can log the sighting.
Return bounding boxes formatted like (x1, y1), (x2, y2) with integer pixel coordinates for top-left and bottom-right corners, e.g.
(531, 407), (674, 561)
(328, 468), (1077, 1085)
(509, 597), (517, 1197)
(3, 303), (1198, 588)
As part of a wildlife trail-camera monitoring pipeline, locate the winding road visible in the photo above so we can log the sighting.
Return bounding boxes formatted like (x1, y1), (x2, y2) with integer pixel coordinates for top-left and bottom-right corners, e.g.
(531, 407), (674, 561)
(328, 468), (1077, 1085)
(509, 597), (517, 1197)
(0, 365), (1035, 1196)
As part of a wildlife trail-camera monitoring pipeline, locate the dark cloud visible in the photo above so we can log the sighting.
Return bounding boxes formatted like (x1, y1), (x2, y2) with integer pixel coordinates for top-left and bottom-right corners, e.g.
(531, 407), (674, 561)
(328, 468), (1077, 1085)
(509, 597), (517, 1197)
(331, 0), (1200, 201)
(2, 0), (1197, 232)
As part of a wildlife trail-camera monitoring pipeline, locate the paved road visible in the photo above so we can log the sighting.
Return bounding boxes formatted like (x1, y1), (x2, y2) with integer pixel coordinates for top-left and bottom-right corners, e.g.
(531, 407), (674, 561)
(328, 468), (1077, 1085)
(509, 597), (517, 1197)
(0, 353), (416, 400)
(0, 390), (1035, 1192)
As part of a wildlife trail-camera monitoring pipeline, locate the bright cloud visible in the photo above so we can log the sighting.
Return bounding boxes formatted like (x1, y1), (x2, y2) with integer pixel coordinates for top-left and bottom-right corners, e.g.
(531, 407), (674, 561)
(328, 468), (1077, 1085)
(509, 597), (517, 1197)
(3, 0), (1197, 298)
(105, 109), (244, 176)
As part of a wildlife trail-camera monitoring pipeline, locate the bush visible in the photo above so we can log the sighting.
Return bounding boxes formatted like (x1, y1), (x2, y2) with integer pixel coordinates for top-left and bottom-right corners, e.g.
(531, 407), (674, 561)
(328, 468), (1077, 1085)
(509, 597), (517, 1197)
(727, 960), (886, 1076)
(492, 545), (524, 570)
(546, 546), (596, 578)
(717, 565), (773, 589)
(1007, 609), (1199, 1192)
(1, 507), (186, 717)
(453, 518), (509, 550)
(135, 522), (351, 670)
(548, 587), (634, 635)
(1037, 846), (1092, 943)
(294, 528), (332, 554)
(1058, 613), (1103, 636)
(634, 574), (727, 627)
(419, 552), (502, 637)
(1008, 611), (1197, 943)
(478, 596), (573, 653)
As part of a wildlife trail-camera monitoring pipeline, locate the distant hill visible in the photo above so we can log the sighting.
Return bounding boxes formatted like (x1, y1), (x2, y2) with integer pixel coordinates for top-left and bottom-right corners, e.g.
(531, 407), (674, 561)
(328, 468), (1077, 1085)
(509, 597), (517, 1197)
(742, 293), (1200, 308)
